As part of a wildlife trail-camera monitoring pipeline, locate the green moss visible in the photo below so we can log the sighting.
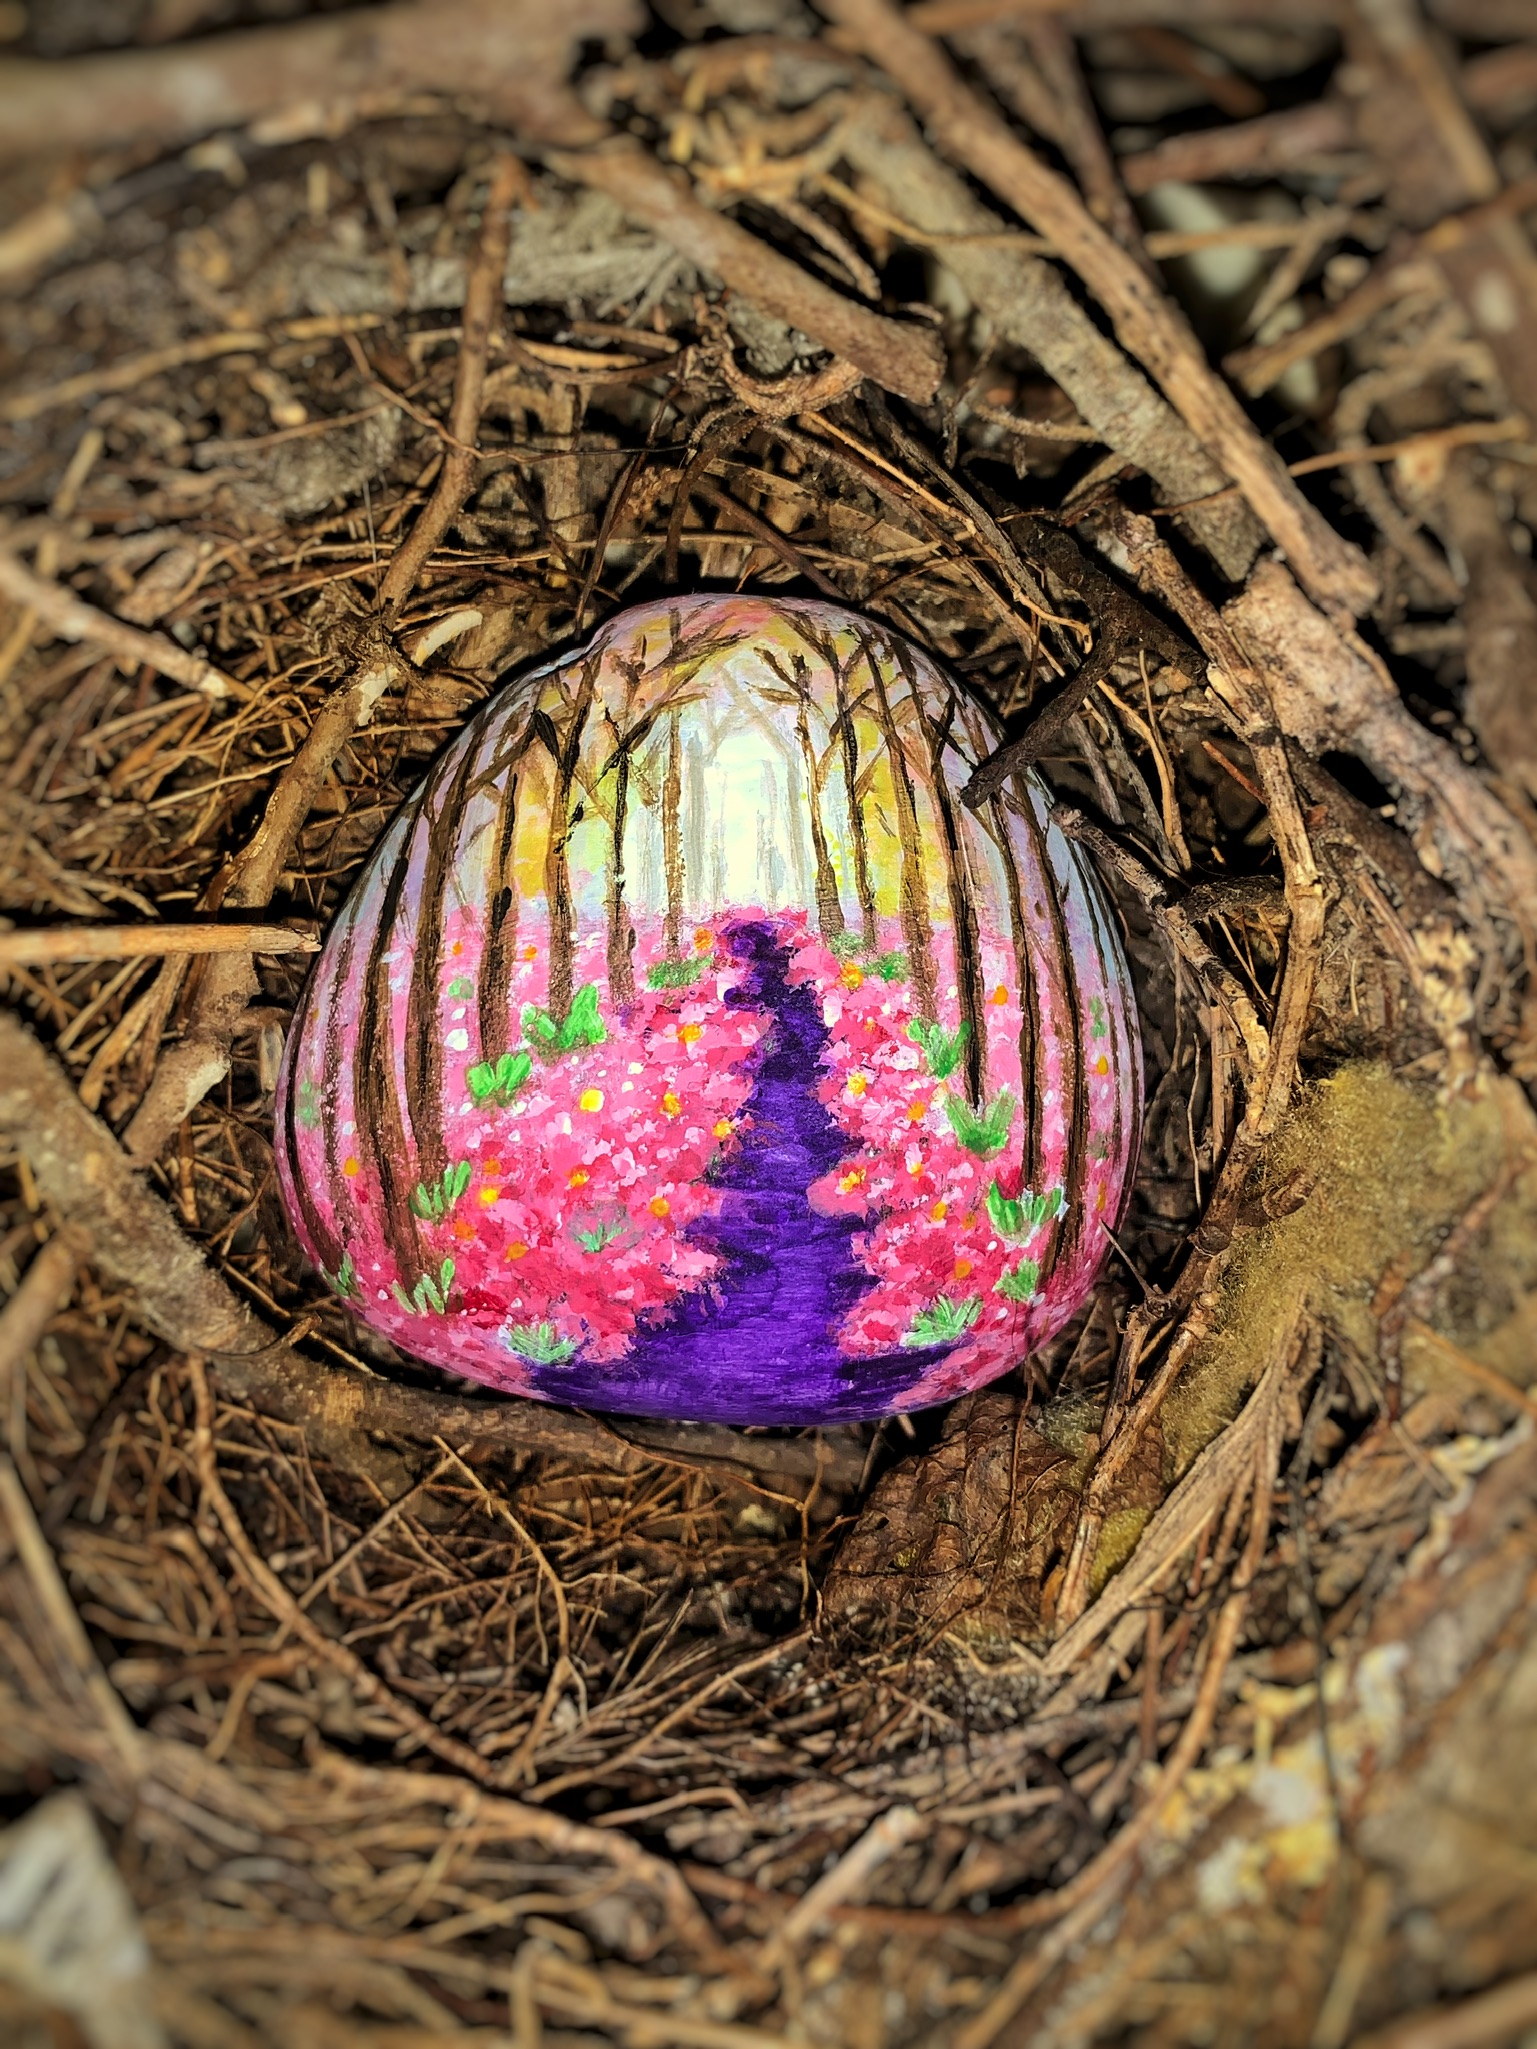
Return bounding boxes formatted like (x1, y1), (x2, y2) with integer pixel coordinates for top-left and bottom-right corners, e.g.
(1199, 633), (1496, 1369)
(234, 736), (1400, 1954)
(1091, 1506), (1154, 1595)
(1159, 1062), (1507, 1480)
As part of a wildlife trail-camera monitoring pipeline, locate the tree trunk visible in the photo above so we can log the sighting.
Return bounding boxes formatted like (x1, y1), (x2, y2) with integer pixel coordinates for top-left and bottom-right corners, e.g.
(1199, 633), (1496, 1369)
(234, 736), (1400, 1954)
(544, 664), (598, 1022)
(911, 674), (987, 1102)
(863, 639), (938, 1022)
(478, 756), (523, 1065)
(797, 696), (845, 940)
(404, 734), (484, 1186)
(835, 660), (880, 952)
(607, 745), (636, 1004)
(662, 705), (685, 959)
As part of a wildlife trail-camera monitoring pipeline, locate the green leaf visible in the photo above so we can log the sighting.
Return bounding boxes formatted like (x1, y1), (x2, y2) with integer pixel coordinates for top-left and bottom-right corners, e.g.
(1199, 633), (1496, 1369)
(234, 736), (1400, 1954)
(521, 1003), (560, 1051)
(447, 975), (474, 1000)
(467, 1050), (532, 1108)
(944, 1087), (1016, 1158)
(392, 1256), (454, 1316)
(827, 931), (862, 960)
(907, 1017), (970, 1080)
(296, 1076), (321, 1130)
(523, 984), (607, 1057)
(986, 1179), (1066, 1238)
(557, 982), (606, 1050)
(871, 950), (908, 983)
(504, 1319), (579, 1365)
(573, 1217), (623, 1254)
(995, 1259), (1041, 1304)
(1088, 993), (1109, 1041)
(985, 1179), (1026, 1240)
(901, 1294), (982, 1347)
(324, 1253), (357, 1301)
(647, 955), (709, 989)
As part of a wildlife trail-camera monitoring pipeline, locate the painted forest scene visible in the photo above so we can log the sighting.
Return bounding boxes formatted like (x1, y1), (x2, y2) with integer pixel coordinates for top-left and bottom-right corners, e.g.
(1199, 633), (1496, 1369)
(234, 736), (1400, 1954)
(276, 596), (1141, 1423)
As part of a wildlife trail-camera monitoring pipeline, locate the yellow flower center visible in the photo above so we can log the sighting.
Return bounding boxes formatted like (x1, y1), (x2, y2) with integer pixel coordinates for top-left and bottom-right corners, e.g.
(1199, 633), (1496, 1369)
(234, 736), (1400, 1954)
(578, 1088), (604, 1113)
(568, 1168), (589, 1187)
(341, 1155), (360, 1178)
(907, 1099), (928, 1122)
(478, 1184), (501, 1205)
(930, 1200), (948, 1222)
(661, 1090), (682, 1116)
(840, 962), (863, 990)
(649, 1195), (670, 1217)
(848, 1073), (868, 1097)
(712, 1119), (732, 1139)
(505, 1241), (528, 1260)
(678, 1023), (702, 1045)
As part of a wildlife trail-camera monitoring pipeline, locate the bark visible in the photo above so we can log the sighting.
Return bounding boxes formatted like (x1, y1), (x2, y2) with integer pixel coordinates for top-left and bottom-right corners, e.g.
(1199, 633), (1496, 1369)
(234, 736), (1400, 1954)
(1222, 558), (1537, 940)
(823, 0), (1377, 618)
(1441, 449), (1537, 801)
(839, 101), (1262, 581)
(545, 137), (944, 404)
(0, 0), (634, 163)
(1348, 4), (1537, 423)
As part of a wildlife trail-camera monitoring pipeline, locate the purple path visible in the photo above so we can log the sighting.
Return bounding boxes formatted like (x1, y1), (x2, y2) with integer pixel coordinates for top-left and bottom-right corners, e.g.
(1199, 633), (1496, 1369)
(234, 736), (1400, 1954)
(530, 920), (945, 1425)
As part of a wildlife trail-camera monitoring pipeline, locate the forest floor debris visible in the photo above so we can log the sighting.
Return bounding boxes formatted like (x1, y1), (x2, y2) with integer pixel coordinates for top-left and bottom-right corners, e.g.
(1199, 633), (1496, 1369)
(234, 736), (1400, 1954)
(3, 2), (1537, 2044)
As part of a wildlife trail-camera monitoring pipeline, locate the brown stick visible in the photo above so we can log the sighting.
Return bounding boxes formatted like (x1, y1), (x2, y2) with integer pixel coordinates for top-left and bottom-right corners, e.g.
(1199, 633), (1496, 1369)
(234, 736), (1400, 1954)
(0, 923), (318, 969)
(0, 546), (238, 699)
(1223, 558), (1537, 942)
(1440, 446), (1537, 801)
(121, 633), (402, 1162)
(545, 137), (944, 404)
(819, 0), (1376, 617)
(0, 0), (636, 165)
(0, 1009), (864, 1493)
(1119, 45), (1537, 198)
(1052, 806), (1271, 1071)
(0, 328), (267, 425)
(1119, 99), (1356, 194)
(839, 100), (1261, 576)
(1355, 1977), (1537, 2049)
(1224, 255), (1438, 398)
(954, 1407), (1281, 2049)
(0, 1453), (145, 1776)
(0, 1228), (87, 1389)
(377, 155), (525, 614)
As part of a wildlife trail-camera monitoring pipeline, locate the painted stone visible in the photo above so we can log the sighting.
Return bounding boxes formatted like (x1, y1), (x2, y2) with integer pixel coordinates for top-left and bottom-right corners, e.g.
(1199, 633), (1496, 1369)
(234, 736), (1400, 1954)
(276, 595), (1141, 1425)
